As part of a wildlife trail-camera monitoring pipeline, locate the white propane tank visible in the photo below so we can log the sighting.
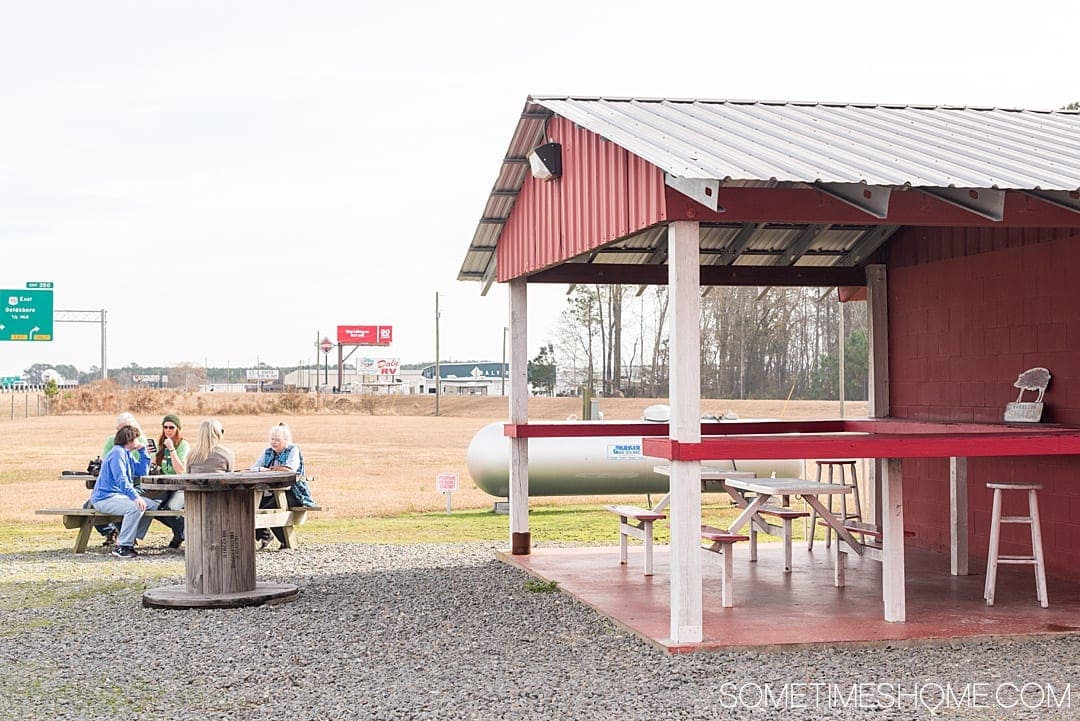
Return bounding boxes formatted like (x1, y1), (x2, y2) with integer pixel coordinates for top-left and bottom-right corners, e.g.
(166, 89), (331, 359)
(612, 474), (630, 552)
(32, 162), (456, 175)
(465, 420), (805, 498)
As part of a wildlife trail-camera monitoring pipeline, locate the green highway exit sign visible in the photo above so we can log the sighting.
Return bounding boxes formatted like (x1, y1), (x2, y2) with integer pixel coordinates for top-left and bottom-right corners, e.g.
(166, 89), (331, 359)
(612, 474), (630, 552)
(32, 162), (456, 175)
(2, 285), (54, 341)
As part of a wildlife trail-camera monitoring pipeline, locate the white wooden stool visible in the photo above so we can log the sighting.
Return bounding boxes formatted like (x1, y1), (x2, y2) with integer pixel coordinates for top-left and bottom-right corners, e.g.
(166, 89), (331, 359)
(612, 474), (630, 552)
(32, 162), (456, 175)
(807, 460), (863, 550)
(984, 482), (1047, 608)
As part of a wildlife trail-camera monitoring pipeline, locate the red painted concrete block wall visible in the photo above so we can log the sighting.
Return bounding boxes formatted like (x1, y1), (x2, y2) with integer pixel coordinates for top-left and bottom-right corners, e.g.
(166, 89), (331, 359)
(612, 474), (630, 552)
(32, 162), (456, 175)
(887, 228), (1080, 579)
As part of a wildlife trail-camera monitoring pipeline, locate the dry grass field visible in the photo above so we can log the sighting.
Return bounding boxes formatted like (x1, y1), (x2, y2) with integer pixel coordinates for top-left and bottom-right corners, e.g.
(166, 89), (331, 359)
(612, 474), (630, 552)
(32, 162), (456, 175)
(2, 392), (865, 526)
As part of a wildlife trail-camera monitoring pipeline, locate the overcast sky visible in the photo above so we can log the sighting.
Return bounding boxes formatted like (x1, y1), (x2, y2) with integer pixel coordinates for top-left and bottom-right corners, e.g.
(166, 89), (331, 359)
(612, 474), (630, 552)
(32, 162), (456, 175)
(2, 0), (1077, 378)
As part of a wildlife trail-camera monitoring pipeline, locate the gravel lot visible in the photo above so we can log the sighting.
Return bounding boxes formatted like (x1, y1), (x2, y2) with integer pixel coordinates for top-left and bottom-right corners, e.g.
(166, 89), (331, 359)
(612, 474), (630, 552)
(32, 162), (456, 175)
(1, 542), (1077, 720)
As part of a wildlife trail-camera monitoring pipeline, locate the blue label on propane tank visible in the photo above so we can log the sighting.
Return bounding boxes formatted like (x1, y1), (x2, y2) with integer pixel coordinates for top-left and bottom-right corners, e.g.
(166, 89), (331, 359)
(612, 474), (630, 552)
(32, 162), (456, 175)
(607, 443), (643, 460)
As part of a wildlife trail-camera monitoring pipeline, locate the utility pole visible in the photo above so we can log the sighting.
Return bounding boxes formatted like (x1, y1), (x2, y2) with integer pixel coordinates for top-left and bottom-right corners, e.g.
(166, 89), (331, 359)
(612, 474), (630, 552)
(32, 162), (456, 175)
(435, 292), (441, 416)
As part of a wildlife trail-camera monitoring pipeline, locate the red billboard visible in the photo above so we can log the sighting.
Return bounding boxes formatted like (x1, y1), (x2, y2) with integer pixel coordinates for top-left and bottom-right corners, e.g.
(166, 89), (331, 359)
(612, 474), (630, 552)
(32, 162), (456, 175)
(337, 325), (393, 345)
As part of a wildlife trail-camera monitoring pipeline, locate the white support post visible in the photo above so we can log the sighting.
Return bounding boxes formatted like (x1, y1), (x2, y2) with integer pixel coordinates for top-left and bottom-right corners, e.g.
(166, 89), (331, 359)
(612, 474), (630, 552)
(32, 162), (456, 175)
(866, 264), (889, 527)
(667, 220), (702, 644)
(508, 278), (530, 555)
(881, 457), (906, 622)
(950, 456), (969, 576)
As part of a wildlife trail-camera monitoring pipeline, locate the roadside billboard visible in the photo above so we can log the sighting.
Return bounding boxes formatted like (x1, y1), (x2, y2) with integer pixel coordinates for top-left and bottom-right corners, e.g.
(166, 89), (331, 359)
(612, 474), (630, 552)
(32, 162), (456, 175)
(337, 325), (393, 345)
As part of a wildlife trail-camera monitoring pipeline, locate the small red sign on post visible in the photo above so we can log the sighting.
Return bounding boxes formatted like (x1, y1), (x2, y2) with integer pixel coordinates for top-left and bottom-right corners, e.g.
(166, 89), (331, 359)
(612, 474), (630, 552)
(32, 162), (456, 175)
(436, 472), (458, 514)
(320, 337), (333, 354)
(436, 472), (459, 493)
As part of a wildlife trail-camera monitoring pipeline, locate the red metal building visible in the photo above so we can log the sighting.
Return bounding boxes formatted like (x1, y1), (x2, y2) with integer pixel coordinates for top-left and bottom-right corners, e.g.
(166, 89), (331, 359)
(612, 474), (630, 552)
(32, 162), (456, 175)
(460, 96), (1080, 643)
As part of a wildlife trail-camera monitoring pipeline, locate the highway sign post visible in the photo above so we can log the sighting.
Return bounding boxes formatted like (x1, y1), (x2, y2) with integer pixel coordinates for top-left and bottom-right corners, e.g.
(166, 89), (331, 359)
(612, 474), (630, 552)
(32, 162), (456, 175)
(320, 336), (332, 385)
(2, 285), (54, 342)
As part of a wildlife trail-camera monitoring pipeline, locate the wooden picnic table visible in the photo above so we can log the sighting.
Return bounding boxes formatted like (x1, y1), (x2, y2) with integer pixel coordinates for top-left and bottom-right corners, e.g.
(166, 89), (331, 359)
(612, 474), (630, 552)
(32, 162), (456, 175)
(140, 470), (299, 609)
(723, 477), (857, 548)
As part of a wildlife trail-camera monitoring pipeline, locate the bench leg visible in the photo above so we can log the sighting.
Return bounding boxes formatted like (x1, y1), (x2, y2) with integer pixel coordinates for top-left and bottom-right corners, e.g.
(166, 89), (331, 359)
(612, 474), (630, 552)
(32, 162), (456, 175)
(74, 519), (94, 554)
(280, 522), (298, 549)
(834, 541), (846, 587)
(782, 518), (793, 573)
(618, 521), (629, 566)
(643, 521), (654, 576)
(721, 544), (735, 607)
(749, 526), (758, 563)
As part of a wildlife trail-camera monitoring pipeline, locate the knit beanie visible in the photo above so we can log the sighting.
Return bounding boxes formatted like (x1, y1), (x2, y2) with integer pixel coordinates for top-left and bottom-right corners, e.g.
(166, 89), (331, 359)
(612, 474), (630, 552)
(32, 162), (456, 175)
(162, 414), (182, 429)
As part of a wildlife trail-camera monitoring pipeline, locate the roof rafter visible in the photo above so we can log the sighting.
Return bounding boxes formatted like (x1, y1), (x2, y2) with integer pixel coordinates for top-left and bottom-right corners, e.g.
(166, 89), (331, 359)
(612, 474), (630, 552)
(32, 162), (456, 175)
(714, 222), (766, 265)
(918, 187), (1006, 222)
(815, 183), (893, 219)
(773, 224), (830, 266)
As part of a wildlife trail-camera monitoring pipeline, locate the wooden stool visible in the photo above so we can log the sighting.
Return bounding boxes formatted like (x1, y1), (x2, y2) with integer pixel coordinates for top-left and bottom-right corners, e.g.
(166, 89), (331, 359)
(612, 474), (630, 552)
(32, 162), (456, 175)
(984, 482), (1048, 608)
(807, 460), (862, 550)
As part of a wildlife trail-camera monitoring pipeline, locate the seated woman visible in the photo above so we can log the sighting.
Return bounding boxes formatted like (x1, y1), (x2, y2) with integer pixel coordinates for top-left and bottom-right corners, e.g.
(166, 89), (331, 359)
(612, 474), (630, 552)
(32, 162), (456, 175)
(87, 411), (149, 545)
(185, 419), (235, 473)
(251, 422), (315, 550)
(91, 424), (159, 558)
(153, 414), (189, 549)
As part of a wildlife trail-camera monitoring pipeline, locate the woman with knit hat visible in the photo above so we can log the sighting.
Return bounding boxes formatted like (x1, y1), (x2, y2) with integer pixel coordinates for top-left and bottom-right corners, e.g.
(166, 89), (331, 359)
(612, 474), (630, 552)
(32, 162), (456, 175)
(154, 413), (189, 549)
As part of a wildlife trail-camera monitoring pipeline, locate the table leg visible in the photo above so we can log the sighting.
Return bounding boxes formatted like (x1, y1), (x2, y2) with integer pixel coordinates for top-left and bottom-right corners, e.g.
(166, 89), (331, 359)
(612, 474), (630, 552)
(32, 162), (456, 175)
(185, 489), (256, 595)
(801, 495), (861, 550)
(726, 494), (771, 535)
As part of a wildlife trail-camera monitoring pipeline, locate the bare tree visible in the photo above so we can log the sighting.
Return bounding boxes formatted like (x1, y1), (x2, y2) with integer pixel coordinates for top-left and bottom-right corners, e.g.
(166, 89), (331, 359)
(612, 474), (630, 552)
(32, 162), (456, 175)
(548, 283), (867, 401)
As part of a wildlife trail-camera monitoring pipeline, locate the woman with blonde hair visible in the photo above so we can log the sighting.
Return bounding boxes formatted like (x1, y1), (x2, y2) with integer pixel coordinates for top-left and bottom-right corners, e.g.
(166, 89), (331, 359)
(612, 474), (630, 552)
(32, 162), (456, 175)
(185, 419), (235, 473)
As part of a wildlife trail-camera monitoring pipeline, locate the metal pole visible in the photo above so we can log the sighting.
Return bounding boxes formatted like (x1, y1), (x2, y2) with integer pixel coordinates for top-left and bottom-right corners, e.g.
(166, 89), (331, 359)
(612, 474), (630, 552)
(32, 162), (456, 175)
(501, 326), (507, 396)
(435, 292), (441, 417)
(101, 309), (107, 381)
(839, 298), (846, 419)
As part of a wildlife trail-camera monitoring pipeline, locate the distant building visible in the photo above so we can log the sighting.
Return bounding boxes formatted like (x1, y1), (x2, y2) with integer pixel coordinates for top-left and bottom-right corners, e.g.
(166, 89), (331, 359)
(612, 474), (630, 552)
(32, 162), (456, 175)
(269, 362), (512, 395)
(420, 362), (507, 396)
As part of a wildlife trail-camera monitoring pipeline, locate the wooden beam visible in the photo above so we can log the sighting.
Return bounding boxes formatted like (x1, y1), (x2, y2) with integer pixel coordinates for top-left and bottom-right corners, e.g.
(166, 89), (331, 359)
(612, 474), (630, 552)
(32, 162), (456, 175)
(526, 263), (866, 287)
(950, 456), (969, 576)
(641, 430), (1080, 461)
(882, 457), (906, 622)
(667, 220), (703, 644)
(508, 278), (529, 555)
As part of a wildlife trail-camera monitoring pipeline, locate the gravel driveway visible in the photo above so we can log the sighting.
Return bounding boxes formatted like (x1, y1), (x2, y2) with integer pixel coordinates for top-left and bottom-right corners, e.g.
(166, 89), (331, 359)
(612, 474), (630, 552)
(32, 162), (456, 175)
(1, 542), (1076, 720)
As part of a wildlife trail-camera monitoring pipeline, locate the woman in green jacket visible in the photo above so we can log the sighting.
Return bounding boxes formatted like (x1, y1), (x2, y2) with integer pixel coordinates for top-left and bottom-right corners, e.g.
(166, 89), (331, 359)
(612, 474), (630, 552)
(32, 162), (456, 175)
(153, 413), (189, 549)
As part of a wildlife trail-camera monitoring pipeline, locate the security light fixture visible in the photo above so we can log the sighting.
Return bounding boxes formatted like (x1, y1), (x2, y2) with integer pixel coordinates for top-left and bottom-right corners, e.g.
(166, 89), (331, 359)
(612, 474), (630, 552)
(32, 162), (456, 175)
(527, 142), (562, 180)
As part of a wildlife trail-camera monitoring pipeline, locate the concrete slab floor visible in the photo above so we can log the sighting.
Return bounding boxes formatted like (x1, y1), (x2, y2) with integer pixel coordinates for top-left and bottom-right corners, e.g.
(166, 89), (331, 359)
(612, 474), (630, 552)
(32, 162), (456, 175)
(499, 543), (1080, 654)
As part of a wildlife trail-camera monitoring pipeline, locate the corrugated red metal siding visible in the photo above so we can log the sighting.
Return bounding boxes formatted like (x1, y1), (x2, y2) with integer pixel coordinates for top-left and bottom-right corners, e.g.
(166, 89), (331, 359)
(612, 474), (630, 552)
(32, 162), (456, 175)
(497, 117), (666, 282)
(889, 225), (1075, 267)
(887, 227), (1080, 579)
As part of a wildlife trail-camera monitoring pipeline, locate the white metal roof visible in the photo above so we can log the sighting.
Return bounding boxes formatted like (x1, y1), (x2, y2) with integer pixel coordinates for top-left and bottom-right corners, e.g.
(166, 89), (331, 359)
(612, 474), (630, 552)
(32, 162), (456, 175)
(459, 96), (1080, 288)
(532, 97), (1080, 190)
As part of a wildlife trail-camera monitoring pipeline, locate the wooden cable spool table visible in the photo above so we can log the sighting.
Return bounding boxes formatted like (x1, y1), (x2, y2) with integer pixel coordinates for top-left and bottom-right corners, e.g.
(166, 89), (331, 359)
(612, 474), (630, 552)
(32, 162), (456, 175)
(140, 470), (300, 609)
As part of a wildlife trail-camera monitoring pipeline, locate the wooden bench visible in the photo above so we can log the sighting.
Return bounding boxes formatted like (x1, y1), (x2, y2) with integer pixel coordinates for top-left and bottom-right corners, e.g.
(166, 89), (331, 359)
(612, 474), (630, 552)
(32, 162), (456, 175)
(833, 522), (915, 586)
(749, 504), (811, 573)
(605, 504), (666, 576)
(37, 489), (323, 554)
(700, 525), (749, 608)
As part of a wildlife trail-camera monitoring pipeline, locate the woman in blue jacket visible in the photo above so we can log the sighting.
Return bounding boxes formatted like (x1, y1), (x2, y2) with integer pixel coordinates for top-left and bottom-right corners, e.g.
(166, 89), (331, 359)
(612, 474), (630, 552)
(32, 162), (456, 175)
(91, 424), (160, 558)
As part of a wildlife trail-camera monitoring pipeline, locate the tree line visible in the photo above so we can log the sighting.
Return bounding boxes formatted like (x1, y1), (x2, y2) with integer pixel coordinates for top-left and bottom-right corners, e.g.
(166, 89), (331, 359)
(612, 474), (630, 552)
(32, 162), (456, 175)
(529, 285), (868, 401)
